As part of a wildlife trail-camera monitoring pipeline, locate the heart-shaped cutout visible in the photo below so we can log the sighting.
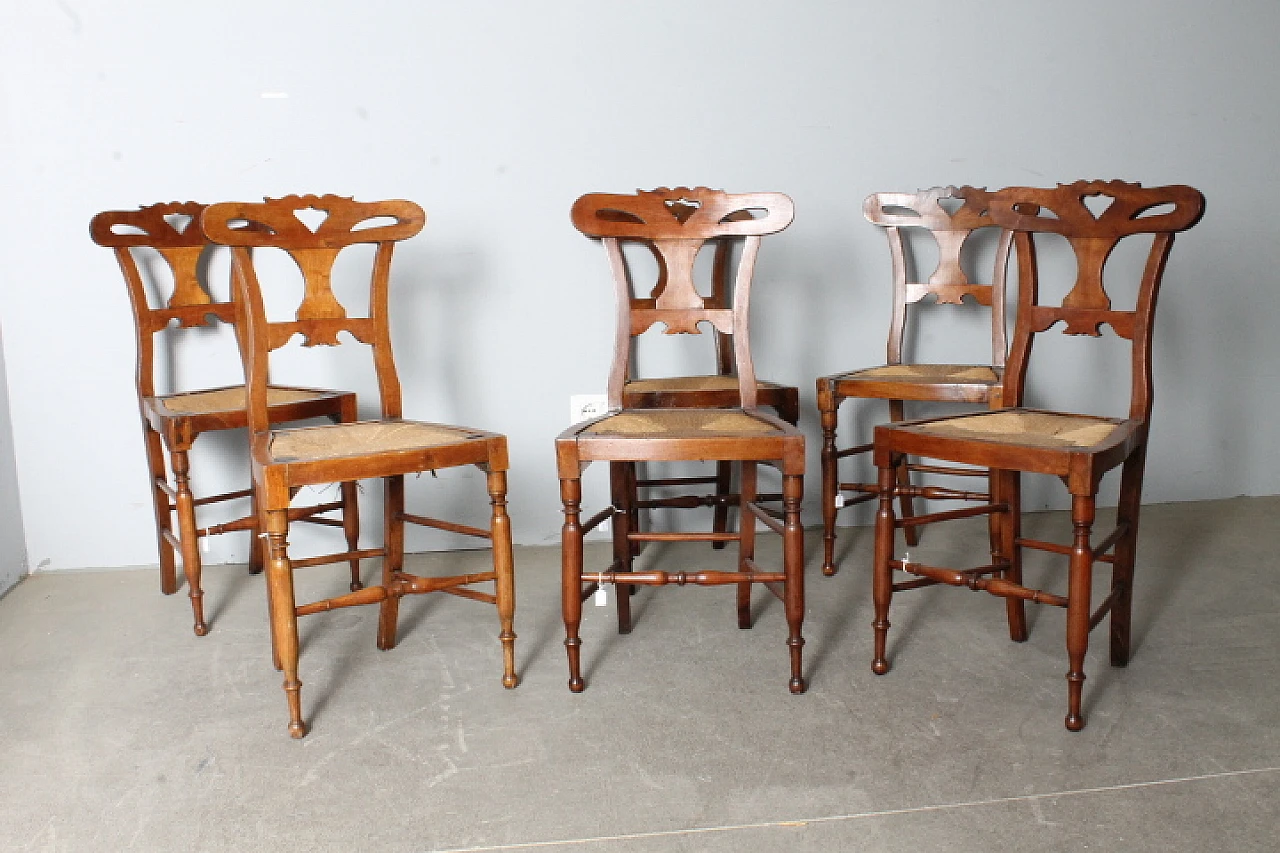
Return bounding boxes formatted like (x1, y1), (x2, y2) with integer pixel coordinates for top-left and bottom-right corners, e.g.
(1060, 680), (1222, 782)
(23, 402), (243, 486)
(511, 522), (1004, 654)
(164, 213), (193, 234)
(294, 208), (329, 232)
(1082, 193), (1114, 220)
(664, 197), (701, 224)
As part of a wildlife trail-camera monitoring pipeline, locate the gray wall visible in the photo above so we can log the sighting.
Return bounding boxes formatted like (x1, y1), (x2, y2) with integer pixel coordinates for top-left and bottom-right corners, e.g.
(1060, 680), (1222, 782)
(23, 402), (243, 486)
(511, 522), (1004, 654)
(0, 323), (28, 594)
(0, 1), (1275, 570)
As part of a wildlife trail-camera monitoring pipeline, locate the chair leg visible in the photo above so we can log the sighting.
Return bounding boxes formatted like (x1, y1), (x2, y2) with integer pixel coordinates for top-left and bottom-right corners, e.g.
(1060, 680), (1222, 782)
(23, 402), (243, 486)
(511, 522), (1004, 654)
(262, 507), (305, 738)
(143, 427), (179, 595)
(737, 462), (757, 630)
(711, 461), (732, 551)
(1110, 447), (1146, 667)
(486, 469), (519, 689)
(171, 448), (208, 636)
(560, 476), (585, 692)
(377, 476), (405, 651)
(627, 462), (642, 558)
(1065, 493), (1097, 732)
(248, 481), (264, 576)
(872, 461), (898, 675)
(818, 395), (840, 577)
(341, 481), (363, 592)
(889, 401), (919, 548)
(782, 471), (807, 694)
(996, 470), (1027, 642)
(609, 462), (634, 635)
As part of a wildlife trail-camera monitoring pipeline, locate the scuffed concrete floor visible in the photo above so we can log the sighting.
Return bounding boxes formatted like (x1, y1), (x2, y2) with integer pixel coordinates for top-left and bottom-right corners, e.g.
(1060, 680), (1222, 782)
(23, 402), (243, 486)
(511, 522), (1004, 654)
(1, 497), (1277, 851)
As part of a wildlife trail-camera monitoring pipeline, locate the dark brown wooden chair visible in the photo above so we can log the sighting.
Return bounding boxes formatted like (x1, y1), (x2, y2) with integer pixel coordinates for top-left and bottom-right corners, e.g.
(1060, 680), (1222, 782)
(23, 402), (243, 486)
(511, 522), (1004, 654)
(558, 187), (806, 693)
(817, 186), (1012, 576)
(91, 202), (361, 637)
(201, 194), (517, 738)
(868, 180), (1204, 730)
(617, 212), (800, 549)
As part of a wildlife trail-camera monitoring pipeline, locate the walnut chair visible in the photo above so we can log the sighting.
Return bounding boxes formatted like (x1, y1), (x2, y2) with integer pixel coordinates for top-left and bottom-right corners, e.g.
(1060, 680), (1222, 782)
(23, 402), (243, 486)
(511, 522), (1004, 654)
(558, 187), (806, 693)
(618, 209), (801, 549)
(200, 195), (517, 738)
(90, 202), (361, 637)
(817, 186), (1012, 576)
(868, 180), (1204, 730)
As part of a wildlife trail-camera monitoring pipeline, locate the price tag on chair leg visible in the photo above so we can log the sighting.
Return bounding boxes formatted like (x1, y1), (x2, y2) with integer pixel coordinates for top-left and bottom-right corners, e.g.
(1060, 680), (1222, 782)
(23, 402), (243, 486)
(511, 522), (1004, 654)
(595, 582), (608, 607)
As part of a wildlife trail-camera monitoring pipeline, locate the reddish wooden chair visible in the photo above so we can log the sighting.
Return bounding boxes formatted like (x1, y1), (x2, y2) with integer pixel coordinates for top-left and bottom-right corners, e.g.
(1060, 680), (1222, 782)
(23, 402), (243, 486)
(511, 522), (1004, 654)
(868, 180), (1204, 730)
(558, 187), (806, 693)
(817, 186), (1011, 576)
(618, 210), (800, 548)
(201, 195), (517, 738)
(91, 202), (361, 636)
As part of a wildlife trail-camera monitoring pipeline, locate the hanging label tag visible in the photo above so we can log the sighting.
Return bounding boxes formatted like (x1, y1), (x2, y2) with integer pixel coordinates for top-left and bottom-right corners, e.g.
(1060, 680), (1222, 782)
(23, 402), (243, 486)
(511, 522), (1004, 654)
(594, 583), (608, 606)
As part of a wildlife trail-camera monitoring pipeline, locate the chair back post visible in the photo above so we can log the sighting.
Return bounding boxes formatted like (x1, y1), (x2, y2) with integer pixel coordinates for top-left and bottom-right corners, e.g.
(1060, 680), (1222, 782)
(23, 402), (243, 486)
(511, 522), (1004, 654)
(200, 195), (426, 434)
(989, 180), (1205, 423)
(90, 202), (230, 399)
(570, 187), (794, 413)
(863, 186), (1010, 368)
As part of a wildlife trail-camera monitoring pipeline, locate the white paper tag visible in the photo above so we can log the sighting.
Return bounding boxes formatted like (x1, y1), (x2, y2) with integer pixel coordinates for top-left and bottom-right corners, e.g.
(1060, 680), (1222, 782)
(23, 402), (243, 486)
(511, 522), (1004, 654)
(594, 583), (608, 606)
(834, 494), (845, 508)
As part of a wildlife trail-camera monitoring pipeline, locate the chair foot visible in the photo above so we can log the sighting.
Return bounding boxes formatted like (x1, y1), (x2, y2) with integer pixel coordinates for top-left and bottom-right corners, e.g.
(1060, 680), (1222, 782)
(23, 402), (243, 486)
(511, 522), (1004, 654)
(789, 676), (808, 694)
(712, 541), (727, 551)
(872, 657), (890, 675)
(821, 562), (837, 577)
(193, 621), (209, 637)
(569, 677), (585, 693)
(349, 580), (364, 592)
(503, 673), (520, 689)
(289, 721), (309, 739)
(1065, 713), (1085, 732)
(247, 565), (264, 576)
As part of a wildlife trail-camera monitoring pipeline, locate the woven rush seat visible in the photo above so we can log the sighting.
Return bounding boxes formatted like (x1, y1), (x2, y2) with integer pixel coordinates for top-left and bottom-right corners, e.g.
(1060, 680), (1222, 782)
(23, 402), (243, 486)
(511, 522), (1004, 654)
(838, 364), (1000, 384)
(584, 409), (782, 437)
(624, 375), (787, 393)
(153, 385), (332, 415)
(915, 411), (1120, 449)
(270, 420), (479, 462)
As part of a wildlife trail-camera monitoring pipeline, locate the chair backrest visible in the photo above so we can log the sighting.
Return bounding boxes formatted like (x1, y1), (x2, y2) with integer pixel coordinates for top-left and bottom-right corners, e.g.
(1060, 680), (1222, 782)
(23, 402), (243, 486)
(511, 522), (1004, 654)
(864, 186), (1012, 368)
(571, 187), (794, 411)
(989, 180), (1205, 422)
(91, 201), (230, 399)
(200, 194), (426, 433)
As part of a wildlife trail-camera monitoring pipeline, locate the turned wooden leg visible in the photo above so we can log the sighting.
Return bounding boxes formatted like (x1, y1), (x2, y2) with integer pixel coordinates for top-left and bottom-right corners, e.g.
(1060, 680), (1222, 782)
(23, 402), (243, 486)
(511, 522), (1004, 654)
(609, 462), (634, 634)
(872, 461), (898, 675)
(171, 448), (207, 636)
(711, 461), (732, 551)
(376, 476), (404, 651)
(1111, 447), (1146, 667)
(487, 469), (519, 689)
(889, 401), (919, 548)
(1065, 493), (1096, 732)
(783, 471), (807, 694)
(143, 427), (179, 595)
(560, 476), (585, 692)
(341, 481), (363, 592)
(263, 508), (305, 738)
(818, 390), (840, 577)
(737, 462), (757, 630)
(997, 470), (1027, 642)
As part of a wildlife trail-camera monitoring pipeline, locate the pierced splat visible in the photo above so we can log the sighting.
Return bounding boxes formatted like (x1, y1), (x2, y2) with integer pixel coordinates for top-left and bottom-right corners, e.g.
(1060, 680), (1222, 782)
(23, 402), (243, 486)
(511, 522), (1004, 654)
(863, 186), (999, 306)
(200, 195), (425, 348)
(991, 180), (1205, 338)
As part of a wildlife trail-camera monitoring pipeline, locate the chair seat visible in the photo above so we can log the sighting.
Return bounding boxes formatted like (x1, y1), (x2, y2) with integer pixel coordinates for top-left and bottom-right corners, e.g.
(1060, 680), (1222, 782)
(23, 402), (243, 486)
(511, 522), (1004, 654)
(834, 364), (1000, 385)
(912, 410), (1121, 450)
(269, 420), (481, 463)
(624, 375), (787, 393)
(584, 408), (785, 437)
(150, 385), (341, 417)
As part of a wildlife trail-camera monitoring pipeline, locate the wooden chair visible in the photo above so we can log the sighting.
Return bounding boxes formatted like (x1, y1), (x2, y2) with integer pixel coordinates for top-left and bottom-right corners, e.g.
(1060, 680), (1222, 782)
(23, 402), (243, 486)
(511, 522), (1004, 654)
(817, 186), (1012, 576)
(200, 194), (517, 738)
(558, 187), (806, 693)
(90, 202), (361, 637)
(618, 212), (800, 549)
(868, 180), (1204, 730)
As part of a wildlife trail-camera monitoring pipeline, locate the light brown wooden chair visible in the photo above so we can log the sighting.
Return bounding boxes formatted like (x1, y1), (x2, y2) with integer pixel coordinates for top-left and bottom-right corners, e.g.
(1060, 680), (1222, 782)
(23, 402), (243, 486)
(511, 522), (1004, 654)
(619, 211), (800, 549)
(868, 180), (1204, 730)
(201, 194), (517, 738)
(817, 186), (1012, 577)
(558, 187), (806, 693)
(91, 202), (361, 637)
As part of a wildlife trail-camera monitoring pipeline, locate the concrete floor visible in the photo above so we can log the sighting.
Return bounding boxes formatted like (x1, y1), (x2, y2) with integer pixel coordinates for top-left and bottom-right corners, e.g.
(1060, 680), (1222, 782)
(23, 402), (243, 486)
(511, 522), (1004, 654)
(2, 496), (1278, 852)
